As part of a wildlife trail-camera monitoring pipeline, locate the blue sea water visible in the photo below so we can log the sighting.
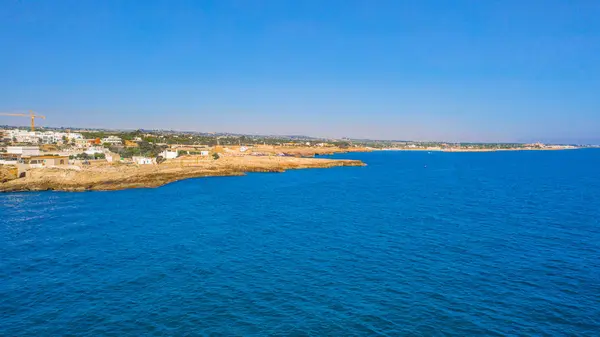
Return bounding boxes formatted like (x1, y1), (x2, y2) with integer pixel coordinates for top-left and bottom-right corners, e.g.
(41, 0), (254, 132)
(1, 150), (600, 336)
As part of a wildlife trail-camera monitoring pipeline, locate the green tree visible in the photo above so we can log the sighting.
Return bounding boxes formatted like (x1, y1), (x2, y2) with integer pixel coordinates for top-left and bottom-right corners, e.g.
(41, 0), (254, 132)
(75, 153), (90, 160)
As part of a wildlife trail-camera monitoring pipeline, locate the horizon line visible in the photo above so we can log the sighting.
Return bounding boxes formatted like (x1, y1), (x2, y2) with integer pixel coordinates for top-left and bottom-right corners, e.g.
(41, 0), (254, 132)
(1, 124), (593, 146)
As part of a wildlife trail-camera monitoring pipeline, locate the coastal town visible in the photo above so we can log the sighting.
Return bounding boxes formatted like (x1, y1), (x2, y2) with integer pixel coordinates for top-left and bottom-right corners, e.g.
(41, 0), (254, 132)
(0, 122), (585, 192)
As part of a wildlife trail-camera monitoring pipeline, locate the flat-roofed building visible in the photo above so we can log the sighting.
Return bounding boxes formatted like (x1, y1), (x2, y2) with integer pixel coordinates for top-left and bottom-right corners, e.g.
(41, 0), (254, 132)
(20, 155), (69, 168)
(7, 146), (40, 157)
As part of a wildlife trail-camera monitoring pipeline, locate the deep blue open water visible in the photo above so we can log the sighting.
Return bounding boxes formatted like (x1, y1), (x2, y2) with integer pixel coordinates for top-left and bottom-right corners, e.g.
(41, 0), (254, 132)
(1, 150), (600, 336)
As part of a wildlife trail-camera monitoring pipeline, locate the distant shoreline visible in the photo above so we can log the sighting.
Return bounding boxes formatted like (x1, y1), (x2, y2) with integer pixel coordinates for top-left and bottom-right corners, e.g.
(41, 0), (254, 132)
(376, 147), (579, 152)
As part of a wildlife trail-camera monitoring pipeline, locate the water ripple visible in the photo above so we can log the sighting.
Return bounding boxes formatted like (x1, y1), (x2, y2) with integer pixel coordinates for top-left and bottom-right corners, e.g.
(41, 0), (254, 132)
(2, 150), (600, 335)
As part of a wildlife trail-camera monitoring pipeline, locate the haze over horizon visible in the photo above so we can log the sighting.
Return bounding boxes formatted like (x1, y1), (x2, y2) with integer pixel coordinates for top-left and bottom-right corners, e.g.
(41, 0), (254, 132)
(1, 1), (599, 144)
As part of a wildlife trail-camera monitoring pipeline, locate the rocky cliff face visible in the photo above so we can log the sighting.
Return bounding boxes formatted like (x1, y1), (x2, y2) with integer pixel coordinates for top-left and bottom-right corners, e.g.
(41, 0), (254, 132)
(0, 166), (18, 183)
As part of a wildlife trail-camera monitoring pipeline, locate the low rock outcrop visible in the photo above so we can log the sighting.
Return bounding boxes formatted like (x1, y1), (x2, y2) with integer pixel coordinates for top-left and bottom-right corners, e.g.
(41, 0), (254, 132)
(0, 156), (365, 192)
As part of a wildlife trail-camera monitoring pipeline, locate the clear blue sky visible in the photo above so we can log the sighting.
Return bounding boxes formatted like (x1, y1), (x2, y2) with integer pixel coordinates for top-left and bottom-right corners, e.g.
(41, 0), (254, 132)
(1, 0), (599, 143)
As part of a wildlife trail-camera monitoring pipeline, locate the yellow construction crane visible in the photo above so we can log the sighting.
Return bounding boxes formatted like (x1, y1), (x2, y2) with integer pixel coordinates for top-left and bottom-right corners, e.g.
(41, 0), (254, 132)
(0, 110), (46, 131)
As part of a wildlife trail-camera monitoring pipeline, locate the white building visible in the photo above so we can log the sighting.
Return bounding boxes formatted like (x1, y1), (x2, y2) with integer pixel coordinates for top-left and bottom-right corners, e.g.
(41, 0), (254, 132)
(66, 132), (84, 140)
(7, 146), (40, 156)
(101, 136), (122, 145)
(160, 149), (178, 159)
(5, 130), (38, 143)
(84, 146), (104, 155)
(200, 150), (209, 156)
(132, 156), (154, 165)
(5, 129), (83, 144)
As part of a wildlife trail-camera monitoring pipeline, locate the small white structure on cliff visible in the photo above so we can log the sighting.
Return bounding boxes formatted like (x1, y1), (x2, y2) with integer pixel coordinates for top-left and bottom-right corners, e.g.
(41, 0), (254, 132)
(132, 156), (154, 165)
(160, 149), (178, 159)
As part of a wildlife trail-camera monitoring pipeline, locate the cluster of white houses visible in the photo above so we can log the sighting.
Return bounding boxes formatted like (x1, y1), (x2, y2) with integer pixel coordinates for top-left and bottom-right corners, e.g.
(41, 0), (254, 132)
(1, 145), (211, 167)
(0, 129), (218, 175)
(2, 129), (84, 144)
(0, 145), (154, 168)
(0, 129), (129, 147)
